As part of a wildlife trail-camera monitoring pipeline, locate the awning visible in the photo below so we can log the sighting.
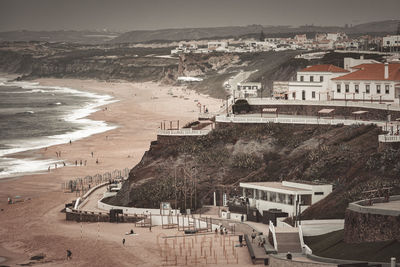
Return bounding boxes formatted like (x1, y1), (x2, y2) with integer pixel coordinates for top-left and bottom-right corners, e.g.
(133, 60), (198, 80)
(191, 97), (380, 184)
(318, 109), (334, 114)
(262, 108), (278, 112)
(352, 110), (368, 115)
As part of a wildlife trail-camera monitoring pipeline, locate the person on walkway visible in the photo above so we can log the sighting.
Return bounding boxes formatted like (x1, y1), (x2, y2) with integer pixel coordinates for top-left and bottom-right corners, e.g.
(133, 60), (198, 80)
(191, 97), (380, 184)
(251, 230), (257, 243)
(66, 250), (72, 260)
(241, 214), (244, 222)
(122, 238), (125, 246)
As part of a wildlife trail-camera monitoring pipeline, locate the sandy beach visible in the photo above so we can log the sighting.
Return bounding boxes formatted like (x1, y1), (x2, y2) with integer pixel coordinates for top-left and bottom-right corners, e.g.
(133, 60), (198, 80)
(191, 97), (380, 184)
(0, 79), (255, 266)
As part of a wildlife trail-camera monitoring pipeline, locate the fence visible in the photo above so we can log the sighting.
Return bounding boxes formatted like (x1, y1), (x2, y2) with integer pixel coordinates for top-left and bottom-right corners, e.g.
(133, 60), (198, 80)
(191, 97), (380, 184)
(157, 129), (211, 136)
(246, 98), (400, 111)
(216, 115), (384, 127)
(61, 167), (130, 196)
(378, 134), (400, 143)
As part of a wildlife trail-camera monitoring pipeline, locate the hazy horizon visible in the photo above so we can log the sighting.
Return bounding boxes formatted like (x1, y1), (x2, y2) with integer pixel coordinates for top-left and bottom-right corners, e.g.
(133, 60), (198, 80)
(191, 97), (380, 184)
(0, 0), (399, 32)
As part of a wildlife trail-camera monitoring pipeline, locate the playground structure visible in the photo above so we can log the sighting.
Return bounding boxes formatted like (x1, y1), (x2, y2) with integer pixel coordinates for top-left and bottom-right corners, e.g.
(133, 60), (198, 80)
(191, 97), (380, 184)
(157, 232), (241, 266)
(61, 168), (130, 196)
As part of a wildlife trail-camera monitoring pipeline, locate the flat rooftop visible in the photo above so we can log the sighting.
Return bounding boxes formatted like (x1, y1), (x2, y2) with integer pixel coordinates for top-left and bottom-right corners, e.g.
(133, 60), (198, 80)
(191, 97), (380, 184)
(241, 182), (311, 192)
(372, 200), (400, 212)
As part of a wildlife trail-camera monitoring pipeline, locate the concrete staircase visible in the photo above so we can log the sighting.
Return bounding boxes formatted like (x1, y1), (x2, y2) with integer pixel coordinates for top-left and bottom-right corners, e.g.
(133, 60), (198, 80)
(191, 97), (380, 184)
(275, 228), (302, 253)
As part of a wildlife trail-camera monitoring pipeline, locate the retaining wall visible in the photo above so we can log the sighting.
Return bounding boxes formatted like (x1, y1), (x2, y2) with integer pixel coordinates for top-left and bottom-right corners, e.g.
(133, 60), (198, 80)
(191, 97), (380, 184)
(344, 195), (400, 243)
(247, 104), (400, 121)
(269, 254), (336, 267)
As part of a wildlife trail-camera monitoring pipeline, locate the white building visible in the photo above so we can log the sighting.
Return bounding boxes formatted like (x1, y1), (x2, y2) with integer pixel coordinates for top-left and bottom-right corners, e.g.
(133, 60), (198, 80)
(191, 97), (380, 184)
(331, 63), (400, 102)
(240, 181), (332, 217)
(208, 41), (229, 51)
(236, 82), (261, 98)
(343, 55), (380, 71)
(287, 64), (349, 101)
(383, 35), (400, 48)
(273, 81), (289, 99)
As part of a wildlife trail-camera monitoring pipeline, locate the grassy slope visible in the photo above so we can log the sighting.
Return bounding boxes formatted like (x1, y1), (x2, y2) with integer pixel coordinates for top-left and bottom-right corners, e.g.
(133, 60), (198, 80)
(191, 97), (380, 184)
(304, 230), (400, 263)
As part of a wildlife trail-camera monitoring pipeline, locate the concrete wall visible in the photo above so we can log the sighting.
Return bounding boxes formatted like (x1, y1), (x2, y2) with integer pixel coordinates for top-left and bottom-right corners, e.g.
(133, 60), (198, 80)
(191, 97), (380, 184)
(247, 103), (400, 121)
(269, 254), (336, 267)
(344, 208), (400, 243)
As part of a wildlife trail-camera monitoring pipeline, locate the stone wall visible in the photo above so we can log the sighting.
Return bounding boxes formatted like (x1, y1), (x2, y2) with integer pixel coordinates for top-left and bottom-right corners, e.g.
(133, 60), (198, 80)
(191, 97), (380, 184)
(344, 209), (400, 243)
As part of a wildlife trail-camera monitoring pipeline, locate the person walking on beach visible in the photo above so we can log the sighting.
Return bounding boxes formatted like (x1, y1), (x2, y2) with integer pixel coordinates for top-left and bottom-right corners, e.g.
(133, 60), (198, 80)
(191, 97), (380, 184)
(56, 152), (59, 158)
(69, 140), (72, 145)
(75, 160), (77, 166)
(91, 152), (94, 158)
(251, 230), (257, 243)
(63, 162), (66, 167)
(96, 158), (99, 164)
(80, 160), (82, 166)
(66, 250), (72, 260)
(122, 238), (125, 246)
(48, 166), (50, 172)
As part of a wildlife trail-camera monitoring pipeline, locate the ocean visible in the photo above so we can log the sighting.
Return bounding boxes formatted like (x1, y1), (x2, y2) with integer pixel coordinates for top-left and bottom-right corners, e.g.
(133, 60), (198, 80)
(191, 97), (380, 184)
(0, 77), (117, 178)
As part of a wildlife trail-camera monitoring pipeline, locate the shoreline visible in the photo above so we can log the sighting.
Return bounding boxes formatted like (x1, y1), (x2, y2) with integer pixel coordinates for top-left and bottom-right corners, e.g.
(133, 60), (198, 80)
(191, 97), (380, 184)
(0, 77), (118, 179)
(0, 78), (223, 266)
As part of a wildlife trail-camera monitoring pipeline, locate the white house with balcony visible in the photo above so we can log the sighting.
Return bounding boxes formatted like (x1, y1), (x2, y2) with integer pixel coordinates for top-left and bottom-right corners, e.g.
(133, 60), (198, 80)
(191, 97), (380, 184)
(240, 181), (332, 217)
(236, 82), (261, 98)
(331, 63), (400, 102)
(287, 64), (349, 101)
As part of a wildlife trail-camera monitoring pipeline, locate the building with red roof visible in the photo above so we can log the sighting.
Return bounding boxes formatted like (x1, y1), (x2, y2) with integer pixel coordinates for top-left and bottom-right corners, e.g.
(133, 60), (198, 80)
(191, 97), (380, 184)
(286, 64), (349, 101)
(331, 63), (400, 102)
(280, 60), (400, 103)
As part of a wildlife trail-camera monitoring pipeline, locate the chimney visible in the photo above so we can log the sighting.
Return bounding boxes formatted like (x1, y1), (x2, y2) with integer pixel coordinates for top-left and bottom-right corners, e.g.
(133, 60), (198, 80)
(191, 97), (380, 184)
(384, 62), (389, 79)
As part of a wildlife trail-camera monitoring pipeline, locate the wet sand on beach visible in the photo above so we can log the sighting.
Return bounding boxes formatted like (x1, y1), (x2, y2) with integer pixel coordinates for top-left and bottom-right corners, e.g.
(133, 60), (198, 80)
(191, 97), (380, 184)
(0, 79), (252, 266)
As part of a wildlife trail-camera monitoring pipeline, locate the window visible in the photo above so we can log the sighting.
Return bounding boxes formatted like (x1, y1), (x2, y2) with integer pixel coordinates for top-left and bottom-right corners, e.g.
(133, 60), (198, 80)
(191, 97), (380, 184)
(337, 84), (341, 93)
(355, 84), (359, 93)
(314, 192), (324, 195)
(385, 85), (390, 94)
(310, 76), (314, 82)
(300, 76), (304, 82)
(312, 91), (316, 99)
(366, 84), (370, 94)
(377, 84), (381, 94)
(320, 76), (324, 82)
(345, 84), (349, 93)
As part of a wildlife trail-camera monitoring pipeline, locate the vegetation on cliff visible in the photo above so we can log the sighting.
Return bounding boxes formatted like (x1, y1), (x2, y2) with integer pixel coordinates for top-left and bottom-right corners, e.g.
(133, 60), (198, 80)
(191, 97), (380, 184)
(106, 123), (400, 219)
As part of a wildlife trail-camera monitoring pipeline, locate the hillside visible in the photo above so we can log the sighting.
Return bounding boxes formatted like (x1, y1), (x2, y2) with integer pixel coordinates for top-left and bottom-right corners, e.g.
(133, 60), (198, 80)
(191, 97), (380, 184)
(110, 20), (399, 44)
(105, 123), (400, 219)
(0, 30), (120, 44)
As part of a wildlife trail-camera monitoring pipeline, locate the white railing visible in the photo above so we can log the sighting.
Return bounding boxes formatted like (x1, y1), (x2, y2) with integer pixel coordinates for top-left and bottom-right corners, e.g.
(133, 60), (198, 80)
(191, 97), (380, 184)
(298, 224), (313, 255)
(216, 115), (384, 128)
(378, 134), (400, 143)
(157, 128), (210, 136)
(269, 220), (278, 251)
(246, 98), (400, 111)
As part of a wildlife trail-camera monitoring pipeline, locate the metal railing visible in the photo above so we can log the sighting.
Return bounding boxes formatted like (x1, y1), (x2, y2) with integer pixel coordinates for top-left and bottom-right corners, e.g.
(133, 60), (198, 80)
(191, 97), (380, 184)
(378, 134), (400, 143)
(216, 115), (385, 127)
(157, 128), (210, 136)
(246, 98), (400, 111)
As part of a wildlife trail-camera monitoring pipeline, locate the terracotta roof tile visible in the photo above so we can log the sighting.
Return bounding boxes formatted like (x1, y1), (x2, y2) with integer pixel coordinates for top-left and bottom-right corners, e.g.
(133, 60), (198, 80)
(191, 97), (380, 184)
(300, 64), (349, 73)
(332, 63), (400, 81)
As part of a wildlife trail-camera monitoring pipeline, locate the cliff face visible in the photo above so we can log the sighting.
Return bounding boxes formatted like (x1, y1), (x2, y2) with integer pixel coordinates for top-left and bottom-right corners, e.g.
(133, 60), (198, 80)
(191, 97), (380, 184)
(107, 123), (400, 219)
(0, 43), (179, 82)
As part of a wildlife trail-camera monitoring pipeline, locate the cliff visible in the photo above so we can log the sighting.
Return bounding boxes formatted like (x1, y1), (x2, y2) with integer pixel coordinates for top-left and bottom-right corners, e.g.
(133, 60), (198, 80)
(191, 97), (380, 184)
(106, 123), (400, 219)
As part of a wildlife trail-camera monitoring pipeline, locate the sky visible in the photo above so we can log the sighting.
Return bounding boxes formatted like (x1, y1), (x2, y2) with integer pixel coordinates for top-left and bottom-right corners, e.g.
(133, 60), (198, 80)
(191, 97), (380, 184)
(0, 0), (399, 32)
